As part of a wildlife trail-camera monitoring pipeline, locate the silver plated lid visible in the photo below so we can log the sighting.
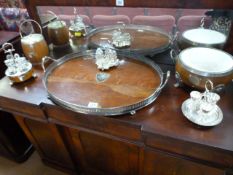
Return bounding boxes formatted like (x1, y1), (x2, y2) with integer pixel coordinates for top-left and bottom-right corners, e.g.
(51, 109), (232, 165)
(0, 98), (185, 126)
(182, 28), (227, 46)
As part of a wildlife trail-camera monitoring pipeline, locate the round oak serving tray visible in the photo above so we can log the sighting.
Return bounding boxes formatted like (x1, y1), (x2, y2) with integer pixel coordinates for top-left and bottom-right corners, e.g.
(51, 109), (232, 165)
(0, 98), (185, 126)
(87, 24), (171, 55)
(43, 50), (170, 116)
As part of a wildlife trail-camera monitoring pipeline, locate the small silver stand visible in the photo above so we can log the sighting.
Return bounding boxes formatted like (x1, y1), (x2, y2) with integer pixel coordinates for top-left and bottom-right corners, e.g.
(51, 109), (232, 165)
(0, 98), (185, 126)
(2, 43), (36, 85)
(181, 80), (223, 127)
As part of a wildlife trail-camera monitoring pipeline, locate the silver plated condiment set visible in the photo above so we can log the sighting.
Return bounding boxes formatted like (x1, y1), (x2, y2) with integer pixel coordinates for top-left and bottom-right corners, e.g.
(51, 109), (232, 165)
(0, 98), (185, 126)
(2, 43), (36, 85)
(182, 81), (223, 126)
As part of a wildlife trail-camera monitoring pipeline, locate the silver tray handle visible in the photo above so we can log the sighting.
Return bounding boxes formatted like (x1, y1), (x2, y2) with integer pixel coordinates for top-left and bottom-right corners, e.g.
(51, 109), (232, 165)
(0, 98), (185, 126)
(170, 49), (178, 63)
(158, 71), (170, 92)
(41, 56), (57, 72)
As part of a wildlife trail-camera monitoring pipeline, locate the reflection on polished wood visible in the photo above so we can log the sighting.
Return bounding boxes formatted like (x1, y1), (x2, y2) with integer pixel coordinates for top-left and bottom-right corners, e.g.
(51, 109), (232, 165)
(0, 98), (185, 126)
(25, 0), (233, 53)
(47, 57), (160, 108)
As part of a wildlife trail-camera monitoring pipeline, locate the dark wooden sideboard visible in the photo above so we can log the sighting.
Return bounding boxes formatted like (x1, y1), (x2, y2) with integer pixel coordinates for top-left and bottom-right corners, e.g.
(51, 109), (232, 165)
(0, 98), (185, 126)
(0, 0), (232, 174)
(0, 45), (233, 175)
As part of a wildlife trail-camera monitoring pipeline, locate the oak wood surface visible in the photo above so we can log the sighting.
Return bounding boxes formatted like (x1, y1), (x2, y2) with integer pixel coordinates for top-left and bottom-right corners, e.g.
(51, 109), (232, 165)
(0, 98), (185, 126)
(47, 57), (160, 108)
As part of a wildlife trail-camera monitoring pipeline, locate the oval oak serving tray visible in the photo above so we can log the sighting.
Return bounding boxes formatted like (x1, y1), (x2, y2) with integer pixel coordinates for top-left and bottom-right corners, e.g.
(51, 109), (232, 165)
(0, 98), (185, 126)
(87, 24), (171, 55)
(42, 50), (170, 116)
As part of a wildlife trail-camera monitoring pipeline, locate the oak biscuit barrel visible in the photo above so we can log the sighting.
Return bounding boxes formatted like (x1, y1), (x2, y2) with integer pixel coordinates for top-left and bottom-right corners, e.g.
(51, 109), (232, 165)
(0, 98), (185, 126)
(20, 20), (49, 65)
(175, 47), (233, 89)
(48, 21), (69, 46)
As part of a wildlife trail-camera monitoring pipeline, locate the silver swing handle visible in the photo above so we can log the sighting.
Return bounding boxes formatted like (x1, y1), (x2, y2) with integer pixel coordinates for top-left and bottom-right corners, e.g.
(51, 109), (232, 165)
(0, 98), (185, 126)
(41, 56), (57, 72)
(19, 19), (42, 38)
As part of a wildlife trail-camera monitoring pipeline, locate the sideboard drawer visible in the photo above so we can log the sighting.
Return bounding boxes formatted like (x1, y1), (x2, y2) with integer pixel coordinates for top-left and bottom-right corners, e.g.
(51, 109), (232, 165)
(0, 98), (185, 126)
(0, 97), (46, 121)
(143, 148), (225, 175)
(144, 133), (233, 167)
(43, 104), (142, 142)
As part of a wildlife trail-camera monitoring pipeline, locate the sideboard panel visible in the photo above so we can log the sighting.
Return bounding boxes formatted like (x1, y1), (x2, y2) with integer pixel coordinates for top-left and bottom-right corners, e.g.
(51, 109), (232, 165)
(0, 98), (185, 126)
(14, 116), (75, 174)
(68, 127), (139, 175)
